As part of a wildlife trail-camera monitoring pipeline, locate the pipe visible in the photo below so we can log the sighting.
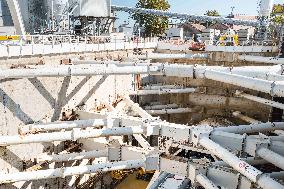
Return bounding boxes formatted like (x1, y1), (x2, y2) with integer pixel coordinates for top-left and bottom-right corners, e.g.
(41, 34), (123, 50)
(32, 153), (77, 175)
(129, 88), (196, 96)
(0, 159), (145, 184)
(274, 130), (284, 136)
(256, 147), (284, 170)
(270, 171), (284, 179)
(145, 108), (194, 115)
(266, 73), (284, 82)
(238, 55), (284, 65)
(212, 157), (267, 167)
(196, 65), (284, 81)
(123, 97), (154, 119)
(4, 63), (284, 85)
(144, 104), (179, 110)
(106, 99), (152, 150)
(147, 172), (171, 189)
(71, 63), (284, 81)
(20, 119), (107, 134)
(142, 84), (184, 90)
(203, 69), (284, 97)
(133, 134), (152, 149)
(112, 5), (259, 26)
(121, 98), (154, 150)
(270, 136), (284, 142)
(0, 126), (145, 146)
(136, 53), (208, 60)
(236, 91), (284, 110)
(73, 60), (150, 66)
(0, 65), (161, 79)
(215, 122), (284, 134)
(257, 174), (284, 189)
(196, 173), (219, 189)
(232, 111), (261, 124)
(36, 149), (108, 163)
(199, 137), (284, 189)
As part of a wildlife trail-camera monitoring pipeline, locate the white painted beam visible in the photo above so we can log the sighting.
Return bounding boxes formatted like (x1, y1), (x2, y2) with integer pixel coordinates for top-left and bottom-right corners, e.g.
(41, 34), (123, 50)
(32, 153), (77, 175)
(232, 111), (261, 124)
(215, 122), (284, 134)
(238, 55), (284, 65)
(0, 159), (145, 184)
(20, 119), (107, 134)
(129, 88), (196, 96)
(256, 147), (284, 170)
(123, 97), (154, 120)
(136, 53), (208, 60)
(196, 174), (219, 189)
(0, 126), (144, 146)
(199, 137), (284, 189)
(0, 65), (161, 79)
(145, 108), (194, 115)
(112, 5), (259, 26)
(204, 69), (284, 97)
(236, 91), (284, 110)
(144, 104), (179, 110)
(36, 149), (109, 163)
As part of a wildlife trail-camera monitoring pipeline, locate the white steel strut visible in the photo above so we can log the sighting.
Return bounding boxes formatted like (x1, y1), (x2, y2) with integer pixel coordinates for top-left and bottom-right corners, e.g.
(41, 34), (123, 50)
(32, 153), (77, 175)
(112, 6), (259, 27)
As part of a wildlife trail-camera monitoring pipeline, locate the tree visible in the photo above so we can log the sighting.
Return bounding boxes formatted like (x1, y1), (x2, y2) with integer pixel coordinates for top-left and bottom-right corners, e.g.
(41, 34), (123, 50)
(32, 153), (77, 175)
(202, 10), (221, 27)
(205, 10), (221, 17)
(271, 4), (284, 24)
(132, 0), (170, 37)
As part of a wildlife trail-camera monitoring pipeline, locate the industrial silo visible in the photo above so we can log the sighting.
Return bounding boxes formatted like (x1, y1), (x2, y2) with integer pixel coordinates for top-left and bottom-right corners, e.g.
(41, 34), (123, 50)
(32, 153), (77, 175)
(0, 0), (14, 26)
(259, 0), (274, 17)
(17, 0), (48, 33)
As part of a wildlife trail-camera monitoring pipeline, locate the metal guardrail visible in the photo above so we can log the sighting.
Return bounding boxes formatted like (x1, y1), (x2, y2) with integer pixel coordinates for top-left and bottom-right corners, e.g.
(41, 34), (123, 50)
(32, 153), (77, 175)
(0, 35), (158, 58)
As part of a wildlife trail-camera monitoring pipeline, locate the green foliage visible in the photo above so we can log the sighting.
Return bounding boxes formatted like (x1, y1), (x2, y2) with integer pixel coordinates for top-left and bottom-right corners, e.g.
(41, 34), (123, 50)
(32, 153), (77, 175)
(271, 4), (284, 24)
(132, 0), (170, 37)
(202, 10), (221, 26)
(205, 10), (221, 17)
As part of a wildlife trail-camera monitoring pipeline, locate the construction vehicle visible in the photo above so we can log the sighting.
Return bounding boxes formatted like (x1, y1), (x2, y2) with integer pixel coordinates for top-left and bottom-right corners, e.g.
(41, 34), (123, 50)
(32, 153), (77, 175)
(111, 170), (131, 180)
(217, 34), (239, 46)
(188, 42), (205, 51)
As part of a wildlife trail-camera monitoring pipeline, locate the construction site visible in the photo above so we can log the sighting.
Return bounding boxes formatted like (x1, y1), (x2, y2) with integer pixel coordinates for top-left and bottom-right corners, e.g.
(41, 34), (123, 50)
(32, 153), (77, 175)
(0, 0), (283, 188)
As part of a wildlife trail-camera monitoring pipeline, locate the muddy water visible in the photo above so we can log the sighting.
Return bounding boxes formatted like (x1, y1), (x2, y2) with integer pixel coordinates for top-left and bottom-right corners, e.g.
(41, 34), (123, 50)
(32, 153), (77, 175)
(116, 173), (149, 189)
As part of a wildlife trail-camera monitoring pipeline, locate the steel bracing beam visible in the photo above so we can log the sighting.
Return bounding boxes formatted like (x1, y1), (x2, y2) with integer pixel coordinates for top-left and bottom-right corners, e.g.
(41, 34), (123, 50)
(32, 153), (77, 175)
(196, 174), (219, 189)
(135, 53), (208, 60)
(236, 91), (284, 110)
(2, 63), (284, 97)
(256, 147), (284, 170)
(0, 112), (284, 187)
(112, 5), (259, 27)
(0, 126), (144, 146)
(129, 88), (196, 96)
(238, 55), (284, 65)
(0, 159), (145, 184)
(0, 64), (161, 78)
(0, 79), (284, 187)
(232, 111), (261, 124)
(198, 137), (284, 189)
(36, 149), (109, 163)
(19, 119), (107, 134)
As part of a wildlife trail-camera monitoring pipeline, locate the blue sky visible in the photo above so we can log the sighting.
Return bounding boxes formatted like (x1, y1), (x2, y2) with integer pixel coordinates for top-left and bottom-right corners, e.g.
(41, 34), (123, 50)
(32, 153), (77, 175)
(112, 0), (283, 26)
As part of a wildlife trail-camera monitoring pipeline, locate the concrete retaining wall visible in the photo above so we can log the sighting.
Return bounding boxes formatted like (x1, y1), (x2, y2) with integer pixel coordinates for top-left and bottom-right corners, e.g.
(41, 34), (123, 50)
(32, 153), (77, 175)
(0, 50), (137, 188)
